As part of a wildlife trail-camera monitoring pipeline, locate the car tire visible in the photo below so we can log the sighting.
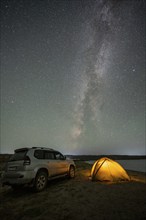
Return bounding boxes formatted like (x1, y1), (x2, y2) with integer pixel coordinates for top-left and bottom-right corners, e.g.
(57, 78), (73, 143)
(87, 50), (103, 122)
(68, 166), (75, 179)
(34, 171), (48, 192)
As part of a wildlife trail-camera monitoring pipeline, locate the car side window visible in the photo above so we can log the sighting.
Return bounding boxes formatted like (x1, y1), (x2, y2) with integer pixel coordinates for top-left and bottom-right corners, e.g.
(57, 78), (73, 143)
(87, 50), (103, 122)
(55, 152), (64, 160)
(34, 150), (44, 159)
(44, 151), (55, 159)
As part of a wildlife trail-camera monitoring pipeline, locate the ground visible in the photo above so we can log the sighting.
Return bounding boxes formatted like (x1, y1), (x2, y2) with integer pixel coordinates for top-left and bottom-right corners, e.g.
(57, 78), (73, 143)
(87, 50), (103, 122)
(0, 161), (146, 220)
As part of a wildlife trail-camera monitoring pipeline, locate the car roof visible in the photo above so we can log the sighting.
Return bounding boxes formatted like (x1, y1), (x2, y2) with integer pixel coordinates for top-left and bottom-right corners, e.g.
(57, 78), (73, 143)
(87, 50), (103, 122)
(15, 147), (55, 152)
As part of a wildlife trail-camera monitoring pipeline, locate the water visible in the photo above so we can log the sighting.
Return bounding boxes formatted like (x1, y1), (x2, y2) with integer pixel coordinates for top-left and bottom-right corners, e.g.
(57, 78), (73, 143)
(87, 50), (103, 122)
(86, 159), (146, 173)
(117, 160), (146, 173)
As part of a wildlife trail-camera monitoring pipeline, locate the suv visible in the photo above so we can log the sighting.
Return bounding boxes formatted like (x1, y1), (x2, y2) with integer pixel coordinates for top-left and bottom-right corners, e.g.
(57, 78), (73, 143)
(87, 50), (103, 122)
(2, 147), (75, 192)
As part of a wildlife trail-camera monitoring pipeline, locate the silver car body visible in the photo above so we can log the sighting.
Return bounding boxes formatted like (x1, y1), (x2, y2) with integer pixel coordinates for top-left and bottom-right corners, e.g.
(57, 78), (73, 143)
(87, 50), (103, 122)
(2, 147), (75, 186)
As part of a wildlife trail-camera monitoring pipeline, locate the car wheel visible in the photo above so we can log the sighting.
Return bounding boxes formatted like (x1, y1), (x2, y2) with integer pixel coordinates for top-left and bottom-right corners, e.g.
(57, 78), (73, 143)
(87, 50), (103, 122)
(68, 166), (75, 178)
(34, 171), (48, 192)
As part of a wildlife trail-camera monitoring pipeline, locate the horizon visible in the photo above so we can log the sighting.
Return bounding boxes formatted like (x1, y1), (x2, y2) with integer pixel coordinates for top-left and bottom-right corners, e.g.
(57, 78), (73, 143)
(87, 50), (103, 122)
(0, 151), (146, 156)
(0, 146), (145, 156)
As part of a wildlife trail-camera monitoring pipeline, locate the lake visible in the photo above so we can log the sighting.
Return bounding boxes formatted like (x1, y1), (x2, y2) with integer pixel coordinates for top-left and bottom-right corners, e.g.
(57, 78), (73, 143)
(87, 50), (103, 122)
(86, 159), (146, 173)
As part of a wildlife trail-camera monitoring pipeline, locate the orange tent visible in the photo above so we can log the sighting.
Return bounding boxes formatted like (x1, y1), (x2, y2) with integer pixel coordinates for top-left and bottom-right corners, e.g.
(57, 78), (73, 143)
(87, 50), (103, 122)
(91, 157), (130, 182)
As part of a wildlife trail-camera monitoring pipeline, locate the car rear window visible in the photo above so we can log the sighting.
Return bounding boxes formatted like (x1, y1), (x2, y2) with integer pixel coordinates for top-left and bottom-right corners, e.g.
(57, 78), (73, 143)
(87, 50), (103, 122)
(9, 150), (28, 161)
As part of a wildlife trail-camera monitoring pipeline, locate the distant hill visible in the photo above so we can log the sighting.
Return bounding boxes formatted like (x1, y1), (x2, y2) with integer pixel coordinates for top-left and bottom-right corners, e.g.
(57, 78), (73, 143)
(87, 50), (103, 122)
(66, 155), (146, 161)
(0, 153), (145, 162)
(0, 154), (12, 172)
(0, 154), (12, 162)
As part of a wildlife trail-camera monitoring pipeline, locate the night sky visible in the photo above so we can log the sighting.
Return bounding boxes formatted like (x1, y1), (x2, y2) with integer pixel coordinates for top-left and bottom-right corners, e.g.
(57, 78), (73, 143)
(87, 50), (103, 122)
(0, 0), (145, 155)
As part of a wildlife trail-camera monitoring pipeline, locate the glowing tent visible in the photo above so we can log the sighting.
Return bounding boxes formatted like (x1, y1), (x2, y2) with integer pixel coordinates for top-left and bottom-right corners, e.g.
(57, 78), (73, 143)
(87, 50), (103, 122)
(91, 157), (130, 182)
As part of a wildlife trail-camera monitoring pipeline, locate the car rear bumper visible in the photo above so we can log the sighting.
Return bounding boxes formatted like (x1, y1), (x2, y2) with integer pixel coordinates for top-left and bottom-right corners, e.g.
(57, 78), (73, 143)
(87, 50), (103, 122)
(2, 171), (36, 186)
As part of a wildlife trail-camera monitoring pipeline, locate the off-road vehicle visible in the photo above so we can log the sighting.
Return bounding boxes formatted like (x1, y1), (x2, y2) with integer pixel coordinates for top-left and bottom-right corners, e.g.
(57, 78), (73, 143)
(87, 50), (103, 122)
(2, 147), (75, 192)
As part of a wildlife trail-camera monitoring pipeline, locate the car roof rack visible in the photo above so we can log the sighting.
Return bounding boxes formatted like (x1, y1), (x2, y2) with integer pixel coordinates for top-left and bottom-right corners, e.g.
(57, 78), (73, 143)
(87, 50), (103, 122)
(32, 147), (55, 150)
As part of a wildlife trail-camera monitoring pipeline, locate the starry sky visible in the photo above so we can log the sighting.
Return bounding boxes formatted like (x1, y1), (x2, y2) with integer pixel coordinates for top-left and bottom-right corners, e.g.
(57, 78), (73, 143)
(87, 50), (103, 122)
(0, 0), (145, 155)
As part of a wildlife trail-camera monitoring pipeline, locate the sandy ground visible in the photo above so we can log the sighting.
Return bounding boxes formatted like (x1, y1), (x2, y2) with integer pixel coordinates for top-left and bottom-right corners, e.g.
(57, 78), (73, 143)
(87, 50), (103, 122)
(0, 161), (146, 220)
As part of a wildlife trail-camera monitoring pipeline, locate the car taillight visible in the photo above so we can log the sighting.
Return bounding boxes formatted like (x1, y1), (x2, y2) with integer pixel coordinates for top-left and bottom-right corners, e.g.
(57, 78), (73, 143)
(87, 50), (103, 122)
(23, 156), (31, 165)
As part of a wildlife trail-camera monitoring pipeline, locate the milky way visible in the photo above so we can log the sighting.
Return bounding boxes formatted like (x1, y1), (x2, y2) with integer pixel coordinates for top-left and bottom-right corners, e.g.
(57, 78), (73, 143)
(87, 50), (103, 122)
(0, 0), (145, 155)
(70, 0), (145, 155)
(72, 1), (115, 147)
